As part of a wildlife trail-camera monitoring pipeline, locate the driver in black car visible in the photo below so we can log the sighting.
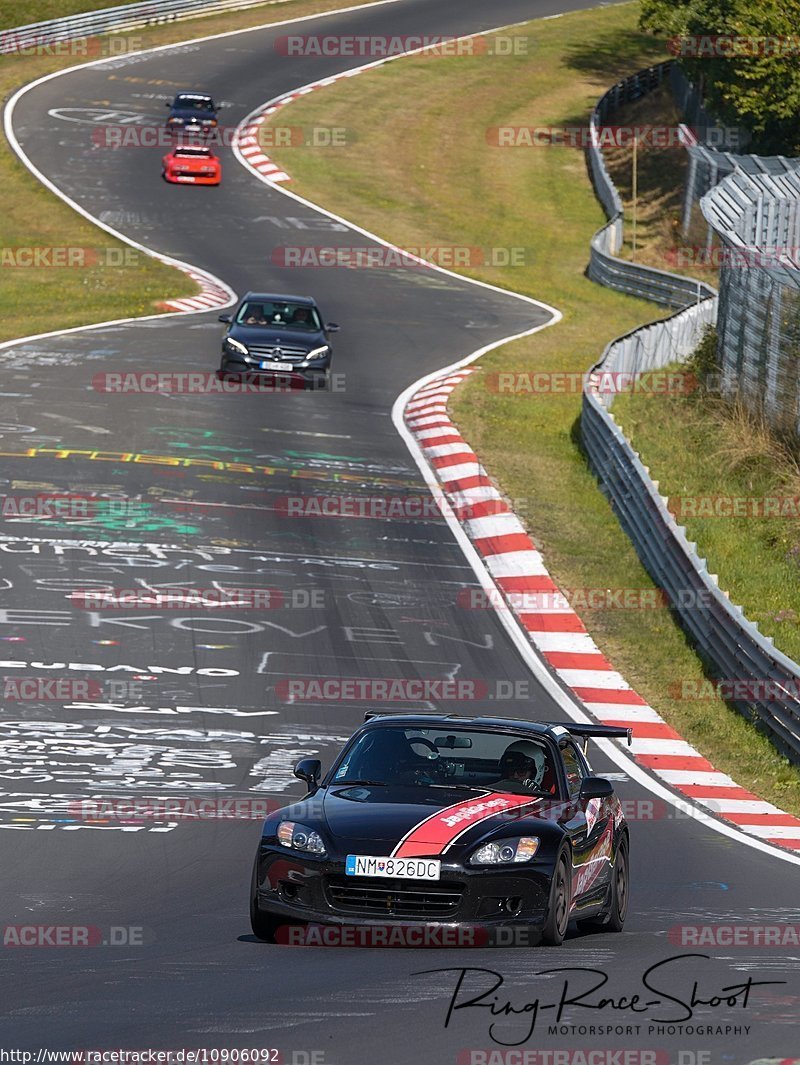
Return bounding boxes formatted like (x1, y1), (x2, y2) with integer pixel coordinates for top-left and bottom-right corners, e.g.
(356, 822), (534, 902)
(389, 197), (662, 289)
(350, 730), (440, 785)
(494, 740), (553, 795)
(244, 305), (266, 325)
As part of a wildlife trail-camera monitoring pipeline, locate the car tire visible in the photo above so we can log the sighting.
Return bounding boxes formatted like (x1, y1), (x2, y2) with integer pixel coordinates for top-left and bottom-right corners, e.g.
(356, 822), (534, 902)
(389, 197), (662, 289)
(250, 901), (281, 943)
(249, 859), (280, 943)
(541, 851), (571, 946)
(578, 835), (629, 934)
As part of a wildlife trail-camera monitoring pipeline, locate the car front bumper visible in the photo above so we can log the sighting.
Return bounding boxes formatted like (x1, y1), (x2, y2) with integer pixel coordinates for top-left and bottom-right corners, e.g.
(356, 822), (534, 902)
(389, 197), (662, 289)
(254, 845), (553, 938)
(220, 355), (330, 384)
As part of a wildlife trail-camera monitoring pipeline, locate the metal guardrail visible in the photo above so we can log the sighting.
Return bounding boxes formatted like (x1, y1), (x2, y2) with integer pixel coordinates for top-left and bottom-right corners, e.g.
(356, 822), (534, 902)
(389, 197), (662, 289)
(669, 65), (800, 238)
(701, 169), (800, 434)
(0, 0), (286, 53)
(582, 332), (800, 764)
(587, 62), (715, 309)
(581, 69), (800, 763)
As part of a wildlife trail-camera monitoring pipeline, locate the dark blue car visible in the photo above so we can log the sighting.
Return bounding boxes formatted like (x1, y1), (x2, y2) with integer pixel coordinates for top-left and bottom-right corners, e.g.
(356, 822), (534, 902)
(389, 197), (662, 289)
(219, 292), (339, 389)
(165, 91), (219, 134)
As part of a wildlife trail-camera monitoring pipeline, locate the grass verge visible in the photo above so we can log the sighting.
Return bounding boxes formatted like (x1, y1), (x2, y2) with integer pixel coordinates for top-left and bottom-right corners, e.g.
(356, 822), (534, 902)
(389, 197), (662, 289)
(614, 340), (800, 665)
(0, 0), (116, 31)
(0, 0), (383, 341)
(266, 1), (800, 812)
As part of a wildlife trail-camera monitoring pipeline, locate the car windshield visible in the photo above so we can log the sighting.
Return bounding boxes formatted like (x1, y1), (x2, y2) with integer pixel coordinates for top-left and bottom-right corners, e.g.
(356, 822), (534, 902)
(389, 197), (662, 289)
(331, 726), (557, 795)
(176, 95), (214, 112)
(174, 148), (212, 157)
(235, 301), (322, 330)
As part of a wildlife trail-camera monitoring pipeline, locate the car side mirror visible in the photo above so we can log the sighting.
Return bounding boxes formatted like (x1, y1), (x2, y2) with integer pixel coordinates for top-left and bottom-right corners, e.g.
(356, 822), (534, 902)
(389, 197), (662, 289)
(325, 322), (340, 333)
(294, 758), (321, 788)
(165, 101), (171, 107)
(579, 776), (613, 800)
(218, 313), (232, 323)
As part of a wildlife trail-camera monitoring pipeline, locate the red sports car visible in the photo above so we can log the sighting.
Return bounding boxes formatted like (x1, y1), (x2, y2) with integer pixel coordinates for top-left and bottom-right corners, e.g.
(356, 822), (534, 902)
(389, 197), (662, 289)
(162, 145), (221, 185)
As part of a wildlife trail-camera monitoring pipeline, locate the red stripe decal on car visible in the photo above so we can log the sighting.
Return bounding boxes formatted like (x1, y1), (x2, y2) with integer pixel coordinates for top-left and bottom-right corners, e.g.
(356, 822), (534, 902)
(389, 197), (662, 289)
(391, 792), (540, 858)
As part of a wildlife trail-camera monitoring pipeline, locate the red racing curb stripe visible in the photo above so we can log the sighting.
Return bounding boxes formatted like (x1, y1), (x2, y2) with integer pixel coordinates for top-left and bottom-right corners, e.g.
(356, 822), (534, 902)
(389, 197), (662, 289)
(571, 687), (647, 705)
(431, 451), (479, 470)
(600, 720), (687, 741)
(680, 785), (764, 800)
(520, 613), (587, 633)
(440, 474), (495, 491)
(474, 532), (535, 556)
(637, 755), (716, 771)
(419, 434), (465, 449)
(495, 574), (559, 593)
(460, 499), (512, 520)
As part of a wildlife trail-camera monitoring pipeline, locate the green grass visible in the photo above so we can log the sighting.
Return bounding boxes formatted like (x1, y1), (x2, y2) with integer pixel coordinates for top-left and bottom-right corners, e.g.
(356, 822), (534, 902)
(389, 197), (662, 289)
(266, 2), (800, 813)
(0, 0), (117, 29)
(0, 0), (383, 341)
(615, 359), (800, 664)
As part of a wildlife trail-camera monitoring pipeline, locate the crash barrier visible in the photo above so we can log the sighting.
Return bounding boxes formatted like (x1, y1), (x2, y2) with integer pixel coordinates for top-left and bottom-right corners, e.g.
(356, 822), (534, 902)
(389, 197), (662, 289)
(587, 62), (711, 308)
(581, 70), (800, 764)
(0, 0), (287, 53)
(701, 168), (800, 437)
(669, 64), (800, 239)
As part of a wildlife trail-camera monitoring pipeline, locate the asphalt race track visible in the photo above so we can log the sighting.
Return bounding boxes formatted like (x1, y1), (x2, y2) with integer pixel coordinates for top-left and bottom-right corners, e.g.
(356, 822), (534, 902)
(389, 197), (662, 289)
(1, 1), (798, 1061)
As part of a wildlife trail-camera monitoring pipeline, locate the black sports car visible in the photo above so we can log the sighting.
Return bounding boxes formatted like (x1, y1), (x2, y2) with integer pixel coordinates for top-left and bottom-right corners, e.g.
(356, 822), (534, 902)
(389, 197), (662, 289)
(219, 293), (339, 388)
(249, 713), (631, 945)
(165, 91), (219, 134)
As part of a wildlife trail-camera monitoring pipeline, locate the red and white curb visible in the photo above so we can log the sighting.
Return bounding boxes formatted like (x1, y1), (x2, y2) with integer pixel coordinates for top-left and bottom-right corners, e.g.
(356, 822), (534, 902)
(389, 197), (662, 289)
(235, 70), (366, 184)
(157, 264), (234, 313)
(405, 368), (800, 854)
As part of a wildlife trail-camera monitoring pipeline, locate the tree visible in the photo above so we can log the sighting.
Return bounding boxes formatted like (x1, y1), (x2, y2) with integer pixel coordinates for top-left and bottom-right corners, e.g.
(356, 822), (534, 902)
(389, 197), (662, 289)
(640, 0), (800, 153)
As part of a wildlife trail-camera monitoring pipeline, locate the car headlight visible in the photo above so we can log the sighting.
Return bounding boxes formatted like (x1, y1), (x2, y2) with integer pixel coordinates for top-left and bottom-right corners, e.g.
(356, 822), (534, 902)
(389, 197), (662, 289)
(277, 821), (326, 856)
(304, 345), (330, 361)
(225, 337), (248, 356)
(167, 117), (182, 125)
(469, 837), (540, 865)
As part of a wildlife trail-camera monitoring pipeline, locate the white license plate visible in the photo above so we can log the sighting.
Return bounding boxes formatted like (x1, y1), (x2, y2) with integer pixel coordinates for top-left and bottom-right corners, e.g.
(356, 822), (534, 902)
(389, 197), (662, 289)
(261, 360), (293, 371)
(345, 855), (440, 880)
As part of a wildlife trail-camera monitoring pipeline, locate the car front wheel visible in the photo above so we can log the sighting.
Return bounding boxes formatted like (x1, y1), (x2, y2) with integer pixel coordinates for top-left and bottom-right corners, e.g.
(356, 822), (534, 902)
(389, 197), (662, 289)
(541, 852), (571, 946)
(250, 860), (280, 942)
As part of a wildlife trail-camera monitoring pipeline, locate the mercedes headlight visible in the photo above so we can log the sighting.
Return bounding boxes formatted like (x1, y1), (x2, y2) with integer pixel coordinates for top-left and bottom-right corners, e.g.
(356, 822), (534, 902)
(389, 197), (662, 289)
(225, 337), (248, 356)
(305, 345), (329, 361)
(469, 837), (539, 865)
(277, 821), (326, 856)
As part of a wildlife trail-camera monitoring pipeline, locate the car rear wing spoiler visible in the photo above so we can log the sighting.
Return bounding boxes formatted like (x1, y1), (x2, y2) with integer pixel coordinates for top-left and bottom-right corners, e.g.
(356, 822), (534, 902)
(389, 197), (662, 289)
(547, 722), (633, 749)
(363, 710), (439, 722)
